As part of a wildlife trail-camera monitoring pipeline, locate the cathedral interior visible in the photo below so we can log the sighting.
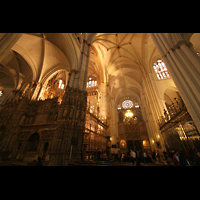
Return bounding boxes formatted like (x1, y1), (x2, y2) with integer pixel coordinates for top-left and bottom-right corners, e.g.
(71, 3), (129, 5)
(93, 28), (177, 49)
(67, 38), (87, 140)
(0, 33), (200, 166)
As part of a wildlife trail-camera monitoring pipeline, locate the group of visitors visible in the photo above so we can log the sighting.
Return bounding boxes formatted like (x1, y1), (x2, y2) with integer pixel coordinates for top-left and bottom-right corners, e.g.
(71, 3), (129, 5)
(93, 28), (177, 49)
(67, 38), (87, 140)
(119, 148), (200, 166)
(169, 149), (200, 166)
(151, 150), (168, 162)
(120, 150), (152, 165)
(35, 148), (200, 166)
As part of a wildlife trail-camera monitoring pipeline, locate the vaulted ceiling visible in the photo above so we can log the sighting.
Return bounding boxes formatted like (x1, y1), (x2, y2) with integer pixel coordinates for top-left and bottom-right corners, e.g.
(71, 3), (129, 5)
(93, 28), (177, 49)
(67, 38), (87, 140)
(0, 33), (75, 103)
(87, 33), (161, 104)
(1, 33), (198, 107)
(12, 33), (71, 84)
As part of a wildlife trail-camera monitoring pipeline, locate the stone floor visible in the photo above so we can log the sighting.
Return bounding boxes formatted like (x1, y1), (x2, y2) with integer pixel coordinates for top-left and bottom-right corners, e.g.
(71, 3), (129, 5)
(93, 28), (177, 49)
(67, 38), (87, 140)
(68, 160), (172, 166)
(0, 160), (166, 166)
(0, 160), (48, 166)
(0, 158), (175, 166)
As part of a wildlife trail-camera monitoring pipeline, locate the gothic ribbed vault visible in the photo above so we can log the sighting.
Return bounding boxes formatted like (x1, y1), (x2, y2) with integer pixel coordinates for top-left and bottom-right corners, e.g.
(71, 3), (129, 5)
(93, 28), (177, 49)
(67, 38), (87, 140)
(86, 33), (161, 105)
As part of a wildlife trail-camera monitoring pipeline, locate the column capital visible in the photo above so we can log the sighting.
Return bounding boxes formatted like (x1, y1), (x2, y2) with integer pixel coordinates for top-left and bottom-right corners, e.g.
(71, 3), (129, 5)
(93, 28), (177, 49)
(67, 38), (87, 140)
(171, 40), (193, 51)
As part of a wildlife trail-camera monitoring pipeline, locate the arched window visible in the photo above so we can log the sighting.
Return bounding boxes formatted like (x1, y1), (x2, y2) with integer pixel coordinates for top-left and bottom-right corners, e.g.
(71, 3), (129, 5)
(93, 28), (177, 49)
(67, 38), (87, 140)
(86, 77), (97, 88)
(153, 59), (170, 80)
(135, 102), (139, 108)
(117, 104), (121, 110)
(59, 80), (62, 88)
(58, 80), (64, 89)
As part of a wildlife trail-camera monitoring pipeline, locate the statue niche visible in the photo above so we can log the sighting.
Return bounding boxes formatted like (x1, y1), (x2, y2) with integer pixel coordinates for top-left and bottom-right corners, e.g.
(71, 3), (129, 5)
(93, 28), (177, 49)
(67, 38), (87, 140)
(26, 132), (39, 152)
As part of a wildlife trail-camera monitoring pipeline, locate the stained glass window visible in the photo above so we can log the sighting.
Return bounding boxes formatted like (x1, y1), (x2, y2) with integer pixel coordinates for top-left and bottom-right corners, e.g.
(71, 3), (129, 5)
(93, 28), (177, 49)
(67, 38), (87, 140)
(122, 100), (133, 109)
(86, 78), (97, 88)
(135, 102), (139, 108)
(153, 59), (170, 80)
(89, 81), (92, 87)
(58, 80), (64, 89)
(61, 84), (64, 89)
(58, 80), (62, 88)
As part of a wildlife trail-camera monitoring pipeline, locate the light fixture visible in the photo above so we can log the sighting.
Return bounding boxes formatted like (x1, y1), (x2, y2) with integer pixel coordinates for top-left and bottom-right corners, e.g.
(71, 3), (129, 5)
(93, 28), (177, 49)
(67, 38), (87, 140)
(125, 110), (133, 117)
(123, 110), (138, 125)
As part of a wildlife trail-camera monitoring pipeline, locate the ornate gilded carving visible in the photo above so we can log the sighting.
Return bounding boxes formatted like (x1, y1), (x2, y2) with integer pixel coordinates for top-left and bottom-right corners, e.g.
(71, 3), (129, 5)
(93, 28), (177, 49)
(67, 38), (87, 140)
(0, 81), (88, 165)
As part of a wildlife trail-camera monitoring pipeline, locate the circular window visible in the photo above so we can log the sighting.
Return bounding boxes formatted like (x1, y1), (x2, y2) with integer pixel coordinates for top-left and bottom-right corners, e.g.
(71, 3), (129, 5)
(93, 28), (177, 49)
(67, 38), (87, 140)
(122, 100), (133, 109)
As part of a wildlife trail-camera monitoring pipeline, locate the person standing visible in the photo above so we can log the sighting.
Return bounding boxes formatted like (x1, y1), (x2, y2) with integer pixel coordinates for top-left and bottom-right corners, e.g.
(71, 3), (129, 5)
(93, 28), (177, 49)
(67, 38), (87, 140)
(130, 149), (136, 166)
(35, 157), (43, 166)
(152, 150), (156, 161)
(185, 149), (193, 165)
(194, 152), (200, 166)
(156, 150), (161, 162)
(136, 151), (141, 166)
(133, 151), (136, 165)
(121, 153), (124, 162)
(143, 151), (147, 163)
(173, 151), (182, 166)
(179, 152), (189, 166)
(97, 149), (101, 161)
(169, 150), (176, 165)
(93, 149), (98, 161)
(163, 150), (168, 160)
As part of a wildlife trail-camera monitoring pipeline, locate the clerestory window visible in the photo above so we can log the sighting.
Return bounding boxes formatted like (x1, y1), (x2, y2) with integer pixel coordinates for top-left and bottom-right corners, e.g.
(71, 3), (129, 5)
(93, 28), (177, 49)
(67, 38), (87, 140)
(86, 77), (97, 88)
(153, 59), (170, 80)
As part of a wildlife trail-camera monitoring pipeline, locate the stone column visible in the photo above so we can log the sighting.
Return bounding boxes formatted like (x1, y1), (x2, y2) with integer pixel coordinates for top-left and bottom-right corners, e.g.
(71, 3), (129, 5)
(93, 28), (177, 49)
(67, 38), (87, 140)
(151, 33), (200, 132)
(109, 97), (118, 147)
(143, 74), (164, 120)
(67, 69), (78, 88)
(49, 39), (90, 165)
(142, 74), (166, 152)
(69, 39), (90, 91)
(98, 83), (108, 119)
(78, 40), (90, 91)
(30, 82), (42, 101)
(37, 84), (46, 100)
